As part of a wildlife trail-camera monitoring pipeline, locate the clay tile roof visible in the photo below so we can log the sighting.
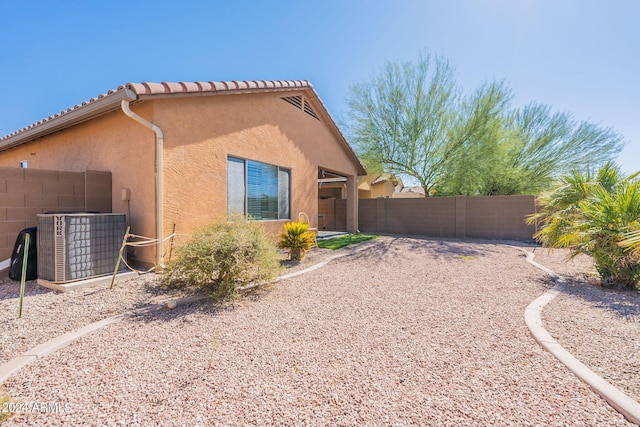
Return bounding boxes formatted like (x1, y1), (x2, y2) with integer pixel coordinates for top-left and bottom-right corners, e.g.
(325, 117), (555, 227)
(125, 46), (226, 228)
(0, 79), (365, 175)
(117, 79), (311, 98)
(0, 79), (309, 144)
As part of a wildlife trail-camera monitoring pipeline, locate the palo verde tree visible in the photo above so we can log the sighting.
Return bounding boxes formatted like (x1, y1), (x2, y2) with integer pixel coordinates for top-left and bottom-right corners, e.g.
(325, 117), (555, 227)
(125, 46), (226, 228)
(346, 53), (625, 196)
(440, 103), (625, 196)
(345, 53), (511, 196)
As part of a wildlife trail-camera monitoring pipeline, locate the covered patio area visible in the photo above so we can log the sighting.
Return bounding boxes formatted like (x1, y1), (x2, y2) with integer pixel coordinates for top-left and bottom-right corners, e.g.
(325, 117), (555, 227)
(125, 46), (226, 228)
(317, 168), (353, 232)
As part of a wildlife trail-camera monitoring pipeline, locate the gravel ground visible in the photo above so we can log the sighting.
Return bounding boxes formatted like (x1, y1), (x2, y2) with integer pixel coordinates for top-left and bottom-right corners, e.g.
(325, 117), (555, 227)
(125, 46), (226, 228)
(534, 248), (640, 405)
(0, 247), (331, 366)
(0, 274), (197, 366)
(0, 237), (636, 426)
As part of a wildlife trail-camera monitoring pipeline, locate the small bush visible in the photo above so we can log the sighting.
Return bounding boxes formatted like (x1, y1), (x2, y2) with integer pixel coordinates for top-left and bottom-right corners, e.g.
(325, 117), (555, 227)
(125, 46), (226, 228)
(278, 221), (315, 260)
(592, 234), (640, 290)
(160, 216), (281, 300)
(0, 387), (12, 423)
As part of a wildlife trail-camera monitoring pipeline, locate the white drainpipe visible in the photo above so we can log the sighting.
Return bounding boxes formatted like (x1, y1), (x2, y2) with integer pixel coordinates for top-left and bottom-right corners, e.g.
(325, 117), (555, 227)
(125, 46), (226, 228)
(121, 100), (165, 268)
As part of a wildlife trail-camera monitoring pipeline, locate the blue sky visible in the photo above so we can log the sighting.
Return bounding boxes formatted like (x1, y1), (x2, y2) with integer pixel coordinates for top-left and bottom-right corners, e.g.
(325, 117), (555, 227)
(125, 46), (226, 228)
(1, 0), (638, 174)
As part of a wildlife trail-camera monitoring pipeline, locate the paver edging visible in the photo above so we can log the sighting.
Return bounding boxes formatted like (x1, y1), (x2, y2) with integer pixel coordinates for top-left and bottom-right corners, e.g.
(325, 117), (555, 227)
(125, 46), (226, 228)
(520, 247), (640, 425)
(4, 241), (638, 424)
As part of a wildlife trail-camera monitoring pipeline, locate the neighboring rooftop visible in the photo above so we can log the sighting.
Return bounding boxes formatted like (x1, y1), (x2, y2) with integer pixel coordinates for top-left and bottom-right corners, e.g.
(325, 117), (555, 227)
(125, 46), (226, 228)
(398, 186), (426, 196)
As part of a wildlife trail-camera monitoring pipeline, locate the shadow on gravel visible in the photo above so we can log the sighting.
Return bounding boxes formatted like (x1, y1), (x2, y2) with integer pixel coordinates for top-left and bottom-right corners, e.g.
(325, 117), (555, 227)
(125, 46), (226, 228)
(535, 275), (559, 290)
(84, 277), (186, 300)
(557, 281), (640, 319)
(127, 295), (229, 325)
(0, 274), (192, 303)
(0, 280), (53, 300)
(344, 236), (481, 262)
(124, 277), (285, 326)
(340, 235), (535, 264)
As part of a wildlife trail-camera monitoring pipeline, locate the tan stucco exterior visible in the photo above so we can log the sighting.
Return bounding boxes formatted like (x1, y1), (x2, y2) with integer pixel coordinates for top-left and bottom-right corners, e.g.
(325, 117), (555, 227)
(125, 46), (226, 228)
(0, 105), (156, 262)
(358, 174), (426, 199)
(0, 87), (363, 265)
(358, 174), (399, 199)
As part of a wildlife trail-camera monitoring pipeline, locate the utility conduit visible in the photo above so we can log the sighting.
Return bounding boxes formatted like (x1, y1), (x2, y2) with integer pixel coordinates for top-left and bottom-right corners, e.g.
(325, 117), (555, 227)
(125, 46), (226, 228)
(121, 100), (165, 268)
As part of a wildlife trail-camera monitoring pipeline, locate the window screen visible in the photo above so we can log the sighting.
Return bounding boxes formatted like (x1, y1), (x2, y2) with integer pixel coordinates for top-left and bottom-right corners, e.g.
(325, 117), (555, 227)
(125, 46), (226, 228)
(227, 157), (290, 220)
(227, 157), (246, 215)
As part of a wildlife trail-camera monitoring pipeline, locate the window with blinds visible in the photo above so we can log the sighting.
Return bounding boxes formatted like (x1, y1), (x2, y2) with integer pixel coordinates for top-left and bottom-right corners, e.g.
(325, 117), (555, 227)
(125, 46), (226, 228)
(227, 156), (290, 220)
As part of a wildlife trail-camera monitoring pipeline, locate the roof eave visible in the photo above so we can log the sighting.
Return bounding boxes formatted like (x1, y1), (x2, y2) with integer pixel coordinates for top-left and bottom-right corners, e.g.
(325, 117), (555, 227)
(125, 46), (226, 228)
(303, 89), (367, 176)
(134, 86), (309, 102)
(0, 79), (367, 176)
(0, 89), (137, 152)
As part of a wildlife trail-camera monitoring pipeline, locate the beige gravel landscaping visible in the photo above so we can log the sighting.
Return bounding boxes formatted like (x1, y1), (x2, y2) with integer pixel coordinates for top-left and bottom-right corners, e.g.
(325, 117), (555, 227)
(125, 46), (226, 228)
(0, 274), (197, 366)
(1, 236), (638, 425)
(535, 248), (640, 405)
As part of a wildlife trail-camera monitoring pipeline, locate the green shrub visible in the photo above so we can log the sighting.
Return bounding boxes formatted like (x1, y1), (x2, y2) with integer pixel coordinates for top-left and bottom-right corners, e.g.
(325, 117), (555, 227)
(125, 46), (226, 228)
(0, 387), (12, 423)
(528, 163), (640, 290)
(160, 216), (281, 300)
(591, 233), (640, 289)
(278, 221), (315, 260)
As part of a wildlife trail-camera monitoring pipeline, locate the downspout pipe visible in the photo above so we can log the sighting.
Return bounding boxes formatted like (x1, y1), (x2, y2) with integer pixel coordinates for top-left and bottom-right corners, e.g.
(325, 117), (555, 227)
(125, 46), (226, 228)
(121, 100), (165, 268)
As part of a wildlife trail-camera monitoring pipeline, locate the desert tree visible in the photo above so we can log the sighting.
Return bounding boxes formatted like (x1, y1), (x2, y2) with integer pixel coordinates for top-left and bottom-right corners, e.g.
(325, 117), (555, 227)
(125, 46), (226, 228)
(347, 53), (625, 196)
(345, 53), (510, 196)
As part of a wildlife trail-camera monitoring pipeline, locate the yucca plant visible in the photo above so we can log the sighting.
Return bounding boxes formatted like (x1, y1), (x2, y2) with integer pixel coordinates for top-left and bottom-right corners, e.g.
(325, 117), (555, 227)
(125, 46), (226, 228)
(527, 163), (640, 290)
(278, 221), (315, 261)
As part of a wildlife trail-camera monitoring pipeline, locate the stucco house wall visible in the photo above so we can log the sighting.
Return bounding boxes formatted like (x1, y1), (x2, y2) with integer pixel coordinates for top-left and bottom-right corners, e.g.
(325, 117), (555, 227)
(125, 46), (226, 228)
(0, 105), (157, 262)
(0, 81), (365, 266)
(371, 180), (396, 198)
(357, 174), (400, 199)
(155, 92), (360, 244)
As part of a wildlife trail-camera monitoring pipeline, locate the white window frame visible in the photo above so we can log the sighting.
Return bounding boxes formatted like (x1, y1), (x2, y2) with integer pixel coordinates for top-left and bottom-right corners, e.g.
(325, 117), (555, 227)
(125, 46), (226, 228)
(227, 156), (291, 220)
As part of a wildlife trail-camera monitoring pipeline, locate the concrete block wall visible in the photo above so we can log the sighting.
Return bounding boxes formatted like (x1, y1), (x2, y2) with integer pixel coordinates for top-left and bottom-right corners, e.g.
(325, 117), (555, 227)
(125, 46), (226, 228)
(358, 195), (537, 240)
(0, 167), (112, 265)
(318, 199), (348, 231)
(465, 195), (537, 240)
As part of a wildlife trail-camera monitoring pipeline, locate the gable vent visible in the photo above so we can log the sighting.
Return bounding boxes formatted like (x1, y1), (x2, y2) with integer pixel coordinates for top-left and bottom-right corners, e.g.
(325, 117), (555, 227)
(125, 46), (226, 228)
(281, 95), (320, 121)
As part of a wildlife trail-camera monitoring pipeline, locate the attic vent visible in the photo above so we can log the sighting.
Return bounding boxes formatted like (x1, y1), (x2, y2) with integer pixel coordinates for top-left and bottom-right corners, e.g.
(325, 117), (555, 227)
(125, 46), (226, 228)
(303, 99), (320, 120)
(282, 95), (303, 109)
(281, 95), (320, 121)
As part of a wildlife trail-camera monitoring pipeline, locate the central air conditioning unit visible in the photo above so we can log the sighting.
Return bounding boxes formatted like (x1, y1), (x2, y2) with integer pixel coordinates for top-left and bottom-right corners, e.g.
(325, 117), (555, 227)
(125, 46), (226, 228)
(37, 213), (127, 283)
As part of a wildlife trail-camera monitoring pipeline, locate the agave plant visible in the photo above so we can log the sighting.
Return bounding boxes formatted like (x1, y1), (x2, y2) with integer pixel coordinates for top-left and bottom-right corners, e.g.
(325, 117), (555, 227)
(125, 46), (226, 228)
(278, 221), (315, 261)
(527, 163), (640, 290)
